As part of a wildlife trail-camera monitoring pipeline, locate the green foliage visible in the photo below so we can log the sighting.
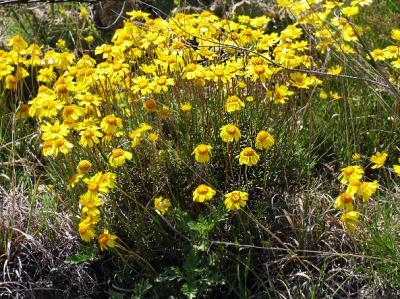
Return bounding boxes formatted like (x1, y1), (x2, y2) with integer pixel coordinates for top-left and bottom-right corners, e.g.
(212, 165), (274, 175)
(64, 243), (98, 264)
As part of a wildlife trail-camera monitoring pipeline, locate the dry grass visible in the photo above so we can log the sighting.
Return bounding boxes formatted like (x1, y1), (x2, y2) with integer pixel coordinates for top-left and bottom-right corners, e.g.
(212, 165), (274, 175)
(0, 184), (98, 298)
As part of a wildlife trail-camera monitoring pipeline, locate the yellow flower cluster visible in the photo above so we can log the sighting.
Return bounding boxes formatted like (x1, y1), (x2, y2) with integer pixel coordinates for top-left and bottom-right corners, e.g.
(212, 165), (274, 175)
(335, 150), (394, 231)
(78, 171), (117, 242)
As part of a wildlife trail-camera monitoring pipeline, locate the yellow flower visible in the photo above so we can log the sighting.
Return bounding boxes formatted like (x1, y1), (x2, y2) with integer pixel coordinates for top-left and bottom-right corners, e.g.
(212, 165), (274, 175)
(193, 184), (216, 203)
(246, 63), (272, 83)
(255, 130), (275, 150)
(342, 24), (361, 42)
(80, 7), (89, 19)
(85, 35), (94, 43)
(76, 93), (102, 107)
(56, 39), (66, 48)
(100, 114), (123, 135)
(180, 102), (192, 112)
(320, 90), (328, 100)
(16, 104), (30, 119)
(0, 61), (14, 78)
(62, 105), (84, 121)
(98, 229), (118, 251)
(352, 153), (361, 161)
(224, 191), (248, 211)
(246, 96), (254, 102)
(327, 65), (343, 75)
(394, 164), (400, 177)
(327, 91), (341, 100)
(5, 75), (17, 91)
(36, 67), (54, 84)
(109, 148), (133, 168)
(290, 72), (314, 89)
(148, 133), (159, 142)
(345, 179), (361, 196)
(182, 63), (204, 80)
(220, 124), (241, 143)
(143, 98), (158, 112)
(132, 76), (153, 95)
(342, 6), (359, 17)
(79, 192), (103, 208)
(78, 218), (96, 242)
(77, 160), (92, 174)
(157, 105), (170, 119)
(239, 147), (260, 166)
(83, 172), (116, 200)
(126, 10), (150, 20)
(192, 144), (212, 163)
(383, 45), (400, 59)
(79, 127), (103, 148)
(81, 206), (100, 218)
(267, 84), (294, 105)
(154, 196), (171, 215)
(225, 95), (245, 113)
(151, 76), (175, 94)
(7, 35), (28, 52)
(67, 174), (83, 190)
(357, 180), (379, 202)
(370, 152), (387, 169)
(40, 120), (70, 141)
(334, 192), (354, 212)
(338, 165), (364, 184)
(370, 49), (386, 61)
(391, 29), (400, 41)
(340, 211), (360, 232)
(43, 137), (73, 157)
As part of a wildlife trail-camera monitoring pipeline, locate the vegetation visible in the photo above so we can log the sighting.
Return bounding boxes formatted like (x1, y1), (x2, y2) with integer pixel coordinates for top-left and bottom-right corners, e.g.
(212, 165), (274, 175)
(1, 0), (400, 298)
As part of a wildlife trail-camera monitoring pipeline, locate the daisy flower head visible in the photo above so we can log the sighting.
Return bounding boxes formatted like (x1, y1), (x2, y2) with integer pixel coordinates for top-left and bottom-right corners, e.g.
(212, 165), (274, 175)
(192, 144), (212, 163)
(224, 191), (248, 211)
(193, 184), (216, 203)
(239, 147), (260, 166)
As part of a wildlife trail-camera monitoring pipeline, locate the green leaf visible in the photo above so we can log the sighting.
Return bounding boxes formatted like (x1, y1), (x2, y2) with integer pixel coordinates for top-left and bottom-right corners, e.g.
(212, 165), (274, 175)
(181, 283), (198, 299)
(64, 244), (97, 264)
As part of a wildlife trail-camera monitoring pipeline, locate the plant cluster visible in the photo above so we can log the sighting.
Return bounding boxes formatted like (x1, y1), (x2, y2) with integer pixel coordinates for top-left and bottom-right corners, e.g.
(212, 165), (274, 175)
(1, 0), (400, 296)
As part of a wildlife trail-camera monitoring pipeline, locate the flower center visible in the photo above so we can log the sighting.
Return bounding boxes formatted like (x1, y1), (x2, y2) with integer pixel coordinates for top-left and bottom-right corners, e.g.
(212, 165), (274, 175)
(79, 163), (91, 172)
(254, 65), (265, 75)
(157, 78), (167, 85)
(227, 96), (238, 103)
(227, 126), (236, 134)
(197, 186), (209, 195)
(186, 64), (196, 72)
(231, 32), (239, 40)
(342, 194), (352, 203)
(50, 126), (60, 133)
(43, 100), (55, 110)
(145, 99), (156, 109)
(88, 182), (99, 192)
(257, 132), (268, 141)
(198, 145), (208, 154)
(84, 130), (94, 139)
(64, 107), (74, 116)
(344, 167), (354, 176)
(230, 193), (241, 202)
(215, 69), (224, 77)
(106, 117), (117, 125)
(138, 81), (148, 88)
(243, 149), (255, 156)
(54, 139), (64, 147)
(112, 149), (124, 158)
